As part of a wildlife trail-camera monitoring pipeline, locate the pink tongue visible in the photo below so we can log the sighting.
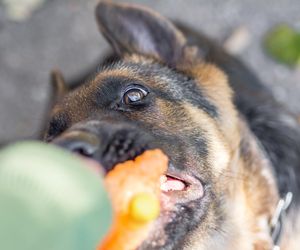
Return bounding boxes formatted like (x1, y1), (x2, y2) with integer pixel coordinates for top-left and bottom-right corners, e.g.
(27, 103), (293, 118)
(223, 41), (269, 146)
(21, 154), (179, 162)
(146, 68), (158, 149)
(160, 175), (185, 192)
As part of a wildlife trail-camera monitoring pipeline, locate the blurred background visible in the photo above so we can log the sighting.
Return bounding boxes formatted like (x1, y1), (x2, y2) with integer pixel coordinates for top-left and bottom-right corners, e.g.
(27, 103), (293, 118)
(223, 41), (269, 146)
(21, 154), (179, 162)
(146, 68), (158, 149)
(0, 0), (300, 144)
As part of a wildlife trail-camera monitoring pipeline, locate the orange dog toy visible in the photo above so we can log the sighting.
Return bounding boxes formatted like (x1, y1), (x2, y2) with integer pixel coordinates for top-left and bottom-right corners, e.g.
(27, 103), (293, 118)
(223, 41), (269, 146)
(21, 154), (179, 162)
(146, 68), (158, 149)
(98, 149), (168, 250)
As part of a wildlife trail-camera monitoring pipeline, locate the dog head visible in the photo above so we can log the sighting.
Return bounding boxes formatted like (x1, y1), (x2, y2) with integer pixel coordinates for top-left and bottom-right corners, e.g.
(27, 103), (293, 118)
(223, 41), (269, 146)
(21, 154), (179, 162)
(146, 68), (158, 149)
(45, 2), (278, 249)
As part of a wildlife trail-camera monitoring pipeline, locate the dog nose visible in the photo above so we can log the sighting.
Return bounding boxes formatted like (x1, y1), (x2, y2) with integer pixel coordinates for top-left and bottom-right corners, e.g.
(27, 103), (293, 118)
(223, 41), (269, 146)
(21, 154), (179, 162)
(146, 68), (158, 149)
(52, 130), (100, 157)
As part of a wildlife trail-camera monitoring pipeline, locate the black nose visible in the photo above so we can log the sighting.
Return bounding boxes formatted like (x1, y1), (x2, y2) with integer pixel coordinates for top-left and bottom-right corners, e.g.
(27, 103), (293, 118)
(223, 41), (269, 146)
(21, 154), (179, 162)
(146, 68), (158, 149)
(52, 130), (100, 157)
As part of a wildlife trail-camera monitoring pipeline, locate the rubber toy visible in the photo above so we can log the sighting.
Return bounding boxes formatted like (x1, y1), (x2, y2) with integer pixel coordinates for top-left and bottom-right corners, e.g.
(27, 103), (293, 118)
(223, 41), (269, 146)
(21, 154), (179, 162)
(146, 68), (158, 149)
(98, 149), (168, 250)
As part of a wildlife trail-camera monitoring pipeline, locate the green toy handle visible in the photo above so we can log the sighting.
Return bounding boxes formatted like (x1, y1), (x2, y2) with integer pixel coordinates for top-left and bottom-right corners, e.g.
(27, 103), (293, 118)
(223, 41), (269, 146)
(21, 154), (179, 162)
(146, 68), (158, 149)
(0, 141), (112, 250)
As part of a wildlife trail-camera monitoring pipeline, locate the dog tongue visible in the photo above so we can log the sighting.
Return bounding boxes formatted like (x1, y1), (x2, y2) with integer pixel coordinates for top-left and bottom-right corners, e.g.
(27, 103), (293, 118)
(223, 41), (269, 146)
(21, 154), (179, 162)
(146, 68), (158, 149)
(160, 175), (185, 192)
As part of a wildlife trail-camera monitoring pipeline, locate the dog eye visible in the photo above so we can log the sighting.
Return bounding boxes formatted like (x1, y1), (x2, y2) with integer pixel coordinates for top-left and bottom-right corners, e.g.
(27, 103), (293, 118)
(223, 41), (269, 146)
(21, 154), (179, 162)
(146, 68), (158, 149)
(123, 86), (148, 105)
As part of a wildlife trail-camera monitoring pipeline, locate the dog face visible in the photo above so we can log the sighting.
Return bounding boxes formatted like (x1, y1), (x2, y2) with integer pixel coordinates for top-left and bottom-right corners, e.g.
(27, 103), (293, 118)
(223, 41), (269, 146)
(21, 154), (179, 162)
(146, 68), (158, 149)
(45, 2), (276, 249)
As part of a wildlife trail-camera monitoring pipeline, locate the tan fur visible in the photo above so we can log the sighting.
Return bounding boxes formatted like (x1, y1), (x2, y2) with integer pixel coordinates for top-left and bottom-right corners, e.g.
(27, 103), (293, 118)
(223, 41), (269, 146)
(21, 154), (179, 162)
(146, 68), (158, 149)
(181, 84), (279, 249)
(189, 63), (240, 151)
(185, 63), (280, 249)
(180, 114), (279, 249)
(183, 102), (230, 176)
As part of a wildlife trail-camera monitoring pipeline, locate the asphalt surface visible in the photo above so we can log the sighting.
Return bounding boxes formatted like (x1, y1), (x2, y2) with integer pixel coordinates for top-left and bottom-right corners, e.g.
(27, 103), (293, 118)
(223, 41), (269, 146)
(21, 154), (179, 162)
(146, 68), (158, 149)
(0, 0), (299, 143)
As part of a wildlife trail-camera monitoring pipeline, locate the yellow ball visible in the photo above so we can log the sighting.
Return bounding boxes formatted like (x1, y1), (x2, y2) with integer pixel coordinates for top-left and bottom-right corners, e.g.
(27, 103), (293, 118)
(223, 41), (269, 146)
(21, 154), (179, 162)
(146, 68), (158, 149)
(129, 193), (160, 223)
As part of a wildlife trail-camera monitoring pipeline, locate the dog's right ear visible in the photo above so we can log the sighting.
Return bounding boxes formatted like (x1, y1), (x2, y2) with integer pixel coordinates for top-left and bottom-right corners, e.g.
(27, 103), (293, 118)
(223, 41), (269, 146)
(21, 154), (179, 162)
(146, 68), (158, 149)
(95, 1), (198, 67)
(50, 70), (69, 105)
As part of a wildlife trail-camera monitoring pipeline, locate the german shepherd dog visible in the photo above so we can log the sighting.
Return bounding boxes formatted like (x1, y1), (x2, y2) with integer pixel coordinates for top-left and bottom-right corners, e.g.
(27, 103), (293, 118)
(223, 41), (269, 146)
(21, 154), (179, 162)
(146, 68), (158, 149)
(44, 1), (300, 249)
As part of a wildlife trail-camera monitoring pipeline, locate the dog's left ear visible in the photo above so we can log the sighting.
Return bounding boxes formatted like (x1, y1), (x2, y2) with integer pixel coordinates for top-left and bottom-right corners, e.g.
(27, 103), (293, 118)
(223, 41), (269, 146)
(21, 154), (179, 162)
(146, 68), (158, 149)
(95, 1), (195, 66)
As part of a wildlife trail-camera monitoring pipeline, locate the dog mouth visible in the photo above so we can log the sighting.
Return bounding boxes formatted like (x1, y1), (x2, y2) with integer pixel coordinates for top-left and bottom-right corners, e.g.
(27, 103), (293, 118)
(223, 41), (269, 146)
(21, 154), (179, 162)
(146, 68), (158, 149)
(81, 155), (204, 211)
(79, 152), (204, 248)
(63, 129), (205, 207)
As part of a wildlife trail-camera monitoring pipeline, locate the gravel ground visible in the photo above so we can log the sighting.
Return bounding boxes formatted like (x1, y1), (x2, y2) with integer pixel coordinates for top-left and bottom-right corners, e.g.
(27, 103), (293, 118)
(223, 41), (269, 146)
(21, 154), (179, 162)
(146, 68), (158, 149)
(0, 0), (299, 143)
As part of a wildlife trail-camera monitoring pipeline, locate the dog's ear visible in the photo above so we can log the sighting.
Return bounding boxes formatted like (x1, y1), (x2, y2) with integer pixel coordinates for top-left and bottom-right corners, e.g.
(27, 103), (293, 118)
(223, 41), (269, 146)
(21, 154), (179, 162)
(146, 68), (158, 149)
(50, 70), (69, 105)
(95, 1), (194, 66)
